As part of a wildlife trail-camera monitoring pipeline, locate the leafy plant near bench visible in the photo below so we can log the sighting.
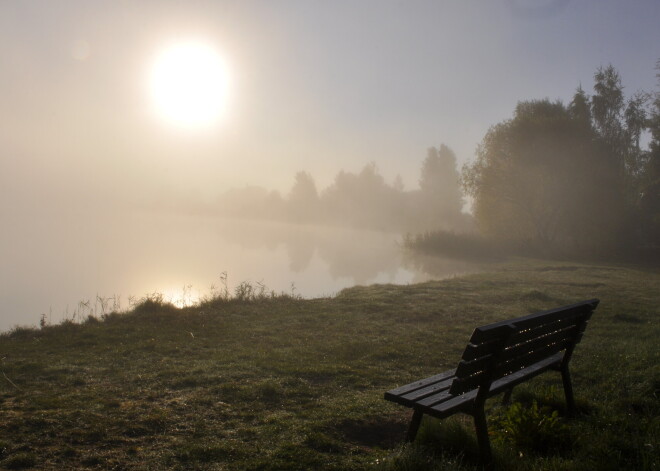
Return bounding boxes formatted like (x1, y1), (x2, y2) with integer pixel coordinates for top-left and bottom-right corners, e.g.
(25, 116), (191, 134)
(490, 400), (570, 454)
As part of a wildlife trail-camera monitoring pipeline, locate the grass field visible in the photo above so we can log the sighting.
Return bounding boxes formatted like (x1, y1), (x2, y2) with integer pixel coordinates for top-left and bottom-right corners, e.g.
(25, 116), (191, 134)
(0, 258), (658, 470)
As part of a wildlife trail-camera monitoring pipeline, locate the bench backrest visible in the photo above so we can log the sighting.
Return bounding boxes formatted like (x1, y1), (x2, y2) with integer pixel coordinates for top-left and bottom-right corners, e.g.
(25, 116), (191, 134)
(449, 299), (599, 396)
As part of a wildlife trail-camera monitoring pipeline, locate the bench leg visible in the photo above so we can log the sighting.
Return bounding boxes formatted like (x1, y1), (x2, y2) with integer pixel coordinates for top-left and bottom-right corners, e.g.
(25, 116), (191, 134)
(474, 408), (492, 466)
(502, 387), (514, 405)
(406, 410), (423, 442)
(561, 365), (576, 417)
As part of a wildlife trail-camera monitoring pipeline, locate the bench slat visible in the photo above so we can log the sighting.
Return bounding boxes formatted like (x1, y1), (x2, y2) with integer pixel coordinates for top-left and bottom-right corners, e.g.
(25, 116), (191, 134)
(501, 325), (578, 361)
(489, 352), (563, 394)
(461, 337), (505, 361)
(455, 354), (493, 377)
(426, 389), (478, 417)
(415, 389), (454, 408)
(508, 318), (580, 344)
(449, 372), (487, 396)
(495, 339), (570, 376)
(467, 323), (516, 344)
(400, 377), (454, 402)
(384, 369), (456, 398)
(469, 299), (598, 344)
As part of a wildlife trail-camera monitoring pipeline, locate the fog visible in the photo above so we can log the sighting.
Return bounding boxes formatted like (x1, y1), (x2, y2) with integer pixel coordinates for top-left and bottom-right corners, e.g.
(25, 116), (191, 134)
(0, 211), (486, 331)
(1, 1), (659, 330)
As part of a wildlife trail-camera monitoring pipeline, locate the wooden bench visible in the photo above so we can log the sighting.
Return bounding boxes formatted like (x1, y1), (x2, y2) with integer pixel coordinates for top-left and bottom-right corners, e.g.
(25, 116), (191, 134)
(384, 299), (599, 465)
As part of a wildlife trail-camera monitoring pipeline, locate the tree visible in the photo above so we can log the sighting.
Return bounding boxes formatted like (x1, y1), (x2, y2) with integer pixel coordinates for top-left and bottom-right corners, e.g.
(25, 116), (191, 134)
(287, 171), (320, 222)
(416, 144), (464, 230)
(463, 63), (660, 255)
(622, 92), (650, 203)
(591, 65), (625, 147)
(639, 60), (660, 245)
(419, 145), (463, 208)
(591, 65), (651, 206)
(568, 85), (592, 128)
(320, 163), (407, 230)
(462, 99), (626, 253)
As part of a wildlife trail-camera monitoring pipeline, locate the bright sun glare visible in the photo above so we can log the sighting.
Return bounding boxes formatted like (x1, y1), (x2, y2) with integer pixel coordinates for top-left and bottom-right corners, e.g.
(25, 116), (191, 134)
(150, 41), (229, 129)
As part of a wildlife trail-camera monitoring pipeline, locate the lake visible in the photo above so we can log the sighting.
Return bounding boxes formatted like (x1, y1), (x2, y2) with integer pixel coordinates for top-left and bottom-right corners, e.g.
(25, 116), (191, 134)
(0, 210), (483, 332)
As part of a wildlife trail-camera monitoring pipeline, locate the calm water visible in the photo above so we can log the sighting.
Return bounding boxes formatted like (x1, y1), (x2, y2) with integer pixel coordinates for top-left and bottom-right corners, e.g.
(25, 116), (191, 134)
(0, 211), (483, 332)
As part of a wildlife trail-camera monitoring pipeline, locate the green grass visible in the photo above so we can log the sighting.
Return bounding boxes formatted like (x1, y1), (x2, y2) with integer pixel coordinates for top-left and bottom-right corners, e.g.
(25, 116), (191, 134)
(0, 258), (658, 470)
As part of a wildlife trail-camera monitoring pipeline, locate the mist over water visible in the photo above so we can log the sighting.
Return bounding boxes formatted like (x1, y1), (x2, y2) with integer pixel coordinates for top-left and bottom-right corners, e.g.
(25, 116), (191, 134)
(0, 210), (483, 332)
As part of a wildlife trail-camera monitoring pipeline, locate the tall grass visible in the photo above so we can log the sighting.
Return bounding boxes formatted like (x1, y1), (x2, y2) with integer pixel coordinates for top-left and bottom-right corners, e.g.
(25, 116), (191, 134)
(31, 275), (301, 332)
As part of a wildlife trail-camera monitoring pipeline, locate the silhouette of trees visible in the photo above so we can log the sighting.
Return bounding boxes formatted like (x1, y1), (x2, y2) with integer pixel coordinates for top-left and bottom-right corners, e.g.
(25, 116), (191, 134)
(321, 163), (405, 230)
(215, 154), (468, 233)
(463, 63), (658, 256)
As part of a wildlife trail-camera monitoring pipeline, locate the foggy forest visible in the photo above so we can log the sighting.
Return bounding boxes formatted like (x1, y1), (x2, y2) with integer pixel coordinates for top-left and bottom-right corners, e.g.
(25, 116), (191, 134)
(214, 64), (660, 260)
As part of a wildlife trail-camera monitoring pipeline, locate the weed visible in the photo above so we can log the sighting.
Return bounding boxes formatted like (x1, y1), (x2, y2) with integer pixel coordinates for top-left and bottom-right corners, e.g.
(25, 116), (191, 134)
(491, 400), (571, 454)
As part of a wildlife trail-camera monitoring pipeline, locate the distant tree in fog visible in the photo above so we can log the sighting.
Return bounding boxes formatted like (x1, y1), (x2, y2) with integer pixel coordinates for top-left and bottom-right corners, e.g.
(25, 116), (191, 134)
(415, 144), (464, 230)
(287, 171), (320, 222)
(321, 163), (404, 230)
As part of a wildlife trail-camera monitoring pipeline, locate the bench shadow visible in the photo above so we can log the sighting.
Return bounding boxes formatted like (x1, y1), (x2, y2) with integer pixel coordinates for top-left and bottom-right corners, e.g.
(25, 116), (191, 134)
(336, 416), (408, 449)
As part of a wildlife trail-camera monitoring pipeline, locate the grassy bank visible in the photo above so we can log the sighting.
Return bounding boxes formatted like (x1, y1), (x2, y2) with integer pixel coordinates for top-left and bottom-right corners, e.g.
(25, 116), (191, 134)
(1, 259), (658, 470)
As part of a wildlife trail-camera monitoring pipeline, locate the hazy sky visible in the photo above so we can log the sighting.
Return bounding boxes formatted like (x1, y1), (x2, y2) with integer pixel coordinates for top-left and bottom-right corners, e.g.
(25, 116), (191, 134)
(1, 0), (659, 212)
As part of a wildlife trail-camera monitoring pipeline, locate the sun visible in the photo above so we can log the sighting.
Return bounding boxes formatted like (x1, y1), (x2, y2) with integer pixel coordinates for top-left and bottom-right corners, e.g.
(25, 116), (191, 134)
(149, 40), (229, 129)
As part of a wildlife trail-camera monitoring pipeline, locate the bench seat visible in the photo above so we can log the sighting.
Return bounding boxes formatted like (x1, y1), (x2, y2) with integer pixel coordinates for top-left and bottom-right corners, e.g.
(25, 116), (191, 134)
(385, 352), (563, 418)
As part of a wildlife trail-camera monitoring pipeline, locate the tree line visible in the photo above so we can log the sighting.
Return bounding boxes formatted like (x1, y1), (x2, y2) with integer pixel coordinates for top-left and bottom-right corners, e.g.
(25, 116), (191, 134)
(216, 145), (470, 233)
(217, 62), (659, 260)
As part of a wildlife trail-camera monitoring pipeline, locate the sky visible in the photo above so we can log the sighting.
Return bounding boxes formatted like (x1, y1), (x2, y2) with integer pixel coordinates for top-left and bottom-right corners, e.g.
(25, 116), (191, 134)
(0, 0), (659, 214)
